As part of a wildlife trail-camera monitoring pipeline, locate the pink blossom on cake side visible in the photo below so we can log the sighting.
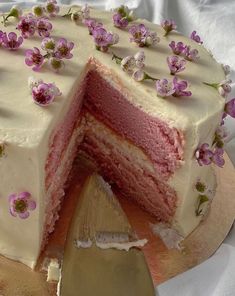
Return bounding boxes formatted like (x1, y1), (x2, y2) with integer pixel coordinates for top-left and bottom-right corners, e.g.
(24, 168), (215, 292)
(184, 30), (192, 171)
(173, 77), (192, 97)
(84, 18), (103, 35)
(16, 14), (37, 38)
(32, 5), (45, 18)
(195, 143), (214, 166)
(1, 32), (23, 50)
(41, 37), (56, 53)
(36, 17), (53, 38)
(169, 41), (185, 55)
(225, 98), (235, 118)
(113, 13), (129, 28)
(25, 47), (44, 71)
(156, 79), (175, 97)
(81, 4), (90, 19)
(129, 24), (160, 47)
(113, 5), (134, 28)
(45, 0), (60, 17)
(190, 30), (203, 44)
(54, 38), (74, 59)
(212, 148), (225, 167)
(120, 55), (136, 74)
(32, 81), (61, 106)
(134, 50), (145, 68)
(9, 191), (36, 219)
(161, 19), (177, 36)
(0, 30), (4, 45)
(182, 45), (199, 61)
(167, 55), (186, 75)
(92, 27), (119, 52)
(218, 79), (232, 97)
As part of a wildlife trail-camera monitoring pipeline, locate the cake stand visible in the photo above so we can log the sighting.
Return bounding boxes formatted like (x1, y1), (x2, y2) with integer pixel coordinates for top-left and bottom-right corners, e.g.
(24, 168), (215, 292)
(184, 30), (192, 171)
(0, 155), (234, 295)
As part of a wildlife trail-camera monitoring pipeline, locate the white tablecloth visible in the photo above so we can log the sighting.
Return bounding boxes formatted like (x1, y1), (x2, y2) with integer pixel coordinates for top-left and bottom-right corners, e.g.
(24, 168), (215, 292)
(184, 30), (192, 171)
(1, 1), (234, 295)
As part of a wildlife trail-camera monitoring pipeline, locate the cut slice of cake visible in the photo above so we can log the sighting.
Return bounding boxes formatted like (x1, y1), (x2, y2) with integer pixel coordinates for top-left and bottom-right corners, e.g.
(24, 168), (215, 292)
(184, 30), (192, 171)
(0, 4), (228, 268)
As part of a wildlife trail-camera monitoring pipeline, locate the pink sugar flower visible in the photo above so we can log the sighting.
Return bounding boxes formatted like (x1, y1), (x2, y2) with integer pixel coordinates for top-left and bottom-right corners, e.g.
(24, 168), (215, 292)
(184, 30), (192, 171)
(32, 81), (61, 106)
(167, 55), (186, 75)
(195, 143), (214, 166)
(134, 50), (145, 68)
(0, 30), (4, 44)
(41, 37), (56, 53)
(173, 77), (192, 97)
(132, 69), (145, 82)
(45, 0), (60, 17)
(169, 41), (185, 55)
(129, 23), (160, 47)
(113, 13), (129, 28)
(54, 38), (74, 59)
(16, 14), (37, 39)
(183, 45), (199, 61)
(225, 98), (235, 118)
(25, 47), (44, 71)
(161, 19), (177, 36)
(92, 27), (119, 52)
(156, 78), (175, 97)
(190, 30), (203, 44)
(9, 191), (36, 219)
(36, 17), (53, 38)
(1, 32), (23, 50)
(84, 18), (103, 35)
(81, 4), (90, 19)
(212, 148), (225, 167)
(218, 79), (232, 97)
(120, 55), (136, 73)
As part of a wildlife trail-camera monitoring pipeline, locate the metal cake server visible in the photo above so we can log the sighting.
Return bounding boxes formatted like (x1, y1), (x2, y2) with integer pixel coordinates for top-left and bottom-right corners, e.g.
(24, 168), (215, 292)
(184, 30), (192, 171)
(59, 174), (155, 296)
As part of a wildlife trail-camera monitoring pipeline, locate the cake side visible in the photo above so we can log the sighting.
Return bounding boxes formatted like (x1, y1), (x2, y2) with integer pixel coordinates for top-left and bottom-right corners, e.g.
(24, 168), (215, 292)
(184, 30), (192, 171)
(0, 5), (226, 267)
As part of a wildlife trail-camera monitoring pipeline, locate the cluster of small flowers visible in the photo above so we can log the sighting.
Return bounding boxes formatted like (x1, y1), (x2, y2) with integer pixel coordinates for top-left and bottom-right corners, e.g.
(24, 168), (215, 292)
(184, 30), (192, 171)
(197, 63), (235, 168)
(83, 19), (119, 52)
(112, 5), (134, 28)
(195, 143), (225, 168)
(0, 30), (23, 50)
(28, 76), (62, 106)
(129, 23), (160, 47)
(156, 77), (192, 98)
(25, 37), (74, 72)
(169, 40), (199, 61)
(113, 51), (157, 82)
(62, 4), (90, 25)
(32, 0), (60, 18)
(167, 55), (186, 75)
(16, 13), (53, 39)
(161, 19), (177, 36)
(9, 191), (36, 219)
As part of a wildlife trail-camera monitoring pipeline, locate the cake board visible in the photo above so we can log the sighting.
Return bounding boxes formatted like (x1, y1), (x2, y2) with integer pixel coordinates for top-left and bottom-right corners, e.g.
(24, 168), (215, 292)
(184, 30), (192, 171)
(0, 154), (234, 295)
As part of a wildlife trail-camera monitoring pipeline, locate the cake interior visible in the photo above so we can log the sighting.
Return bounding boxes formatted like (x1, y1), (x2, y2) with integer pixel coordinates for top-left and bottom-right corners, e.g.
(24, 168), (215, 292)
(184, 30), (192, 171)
(42, 60), (184, 250)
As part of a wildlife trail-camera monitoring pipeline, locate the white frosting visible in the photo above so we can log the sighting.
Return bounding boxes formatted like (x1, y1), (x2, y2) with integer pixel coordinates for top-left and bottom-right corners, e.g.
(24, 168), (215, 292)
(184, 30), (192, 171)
(0, 5), (225, 267)
(47, 258), (60, 282)
(151, 223), (184, 250)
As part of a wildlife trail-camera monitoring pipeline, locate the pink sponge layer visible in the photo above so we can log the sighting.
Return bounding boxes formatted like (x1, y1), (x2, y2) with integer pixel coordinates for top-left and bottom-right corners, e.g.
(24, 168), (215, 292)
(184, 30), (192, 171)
(84, 70), (184, 179)
(81, 123), (177, 221)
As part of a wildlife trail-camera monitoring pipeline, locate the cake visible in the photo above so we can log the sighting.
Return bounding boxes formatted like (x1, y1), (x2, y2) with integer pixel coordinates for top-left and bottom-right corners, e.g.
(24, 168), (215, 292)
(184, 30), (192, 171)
(0, 3), (232, 269)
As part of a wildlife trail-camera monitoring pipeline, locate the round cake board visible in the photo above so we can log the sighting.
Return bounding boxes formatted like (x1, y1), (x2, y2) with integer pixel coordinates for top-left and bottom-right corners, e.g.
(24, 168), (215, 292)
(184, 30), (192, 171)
(0, 154), (234, 295)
